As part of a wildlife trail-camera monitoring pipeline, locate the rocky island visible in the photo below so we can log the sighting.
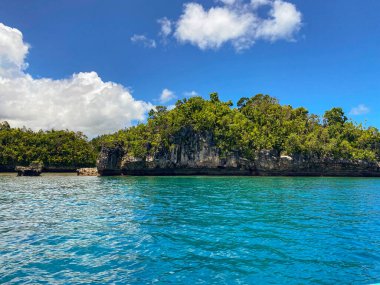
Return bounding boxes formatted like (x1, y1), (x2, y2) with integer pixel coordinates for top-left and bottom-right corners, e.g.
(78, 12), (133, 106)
(97, 133), (380, 177)
(96, 94), (380, 177)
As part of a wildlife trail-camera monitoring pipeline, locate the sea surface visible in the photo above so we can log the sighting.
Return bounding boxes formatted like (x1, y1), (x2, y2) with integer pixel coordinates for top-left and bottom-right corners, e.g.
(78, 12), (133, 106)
(1, 175), (380, 284)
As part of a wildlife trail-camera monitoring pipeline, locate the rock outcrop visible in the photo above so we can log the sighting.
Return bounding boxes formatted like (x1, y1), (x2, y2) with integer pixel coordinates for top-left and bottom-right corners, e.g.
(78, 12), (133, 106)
(77, 168), (98, 176)
(16, 163), (43, 176)
(97, 145), (124, 176)
(120, 131), (254, 175)
(253, 150), (380, 176)
(96, 132), (380, 177)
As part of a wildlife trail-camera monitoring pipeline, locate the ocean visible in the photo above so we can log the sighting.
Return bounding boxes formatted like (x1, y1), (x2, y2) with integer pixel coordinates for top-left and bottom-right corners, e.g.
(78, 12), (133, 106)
(1, 175), (379, 284)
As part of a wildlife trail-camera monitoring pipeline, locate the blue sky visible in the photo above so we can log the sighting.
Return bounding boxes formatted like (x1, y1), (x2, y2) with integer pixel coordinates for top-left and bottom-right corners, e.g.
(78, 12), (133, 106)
(0, 0), (379, 136)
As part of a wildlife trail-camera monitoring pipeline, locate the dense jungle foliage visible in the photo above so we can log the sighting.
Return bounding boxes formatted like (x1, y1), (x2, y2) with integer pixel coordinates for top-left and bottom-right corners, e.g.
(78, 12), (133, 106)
(0, 121), (96, 169)
(1, 93), (379, 170)
(95, 94), (380, 162)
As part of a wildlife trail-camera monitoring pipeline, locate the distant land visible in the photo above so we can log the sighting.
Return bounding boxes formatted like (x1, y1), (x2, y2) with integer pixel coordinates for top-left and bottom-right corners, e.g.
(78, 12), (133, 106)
(1, 94), (380, 176)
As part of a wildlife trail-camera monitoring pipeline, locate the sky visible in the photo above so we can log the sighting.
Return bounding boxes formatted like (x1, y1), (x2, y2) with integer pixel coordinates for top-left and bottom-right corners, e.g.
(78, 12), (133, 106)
(0, 0), (379, 137)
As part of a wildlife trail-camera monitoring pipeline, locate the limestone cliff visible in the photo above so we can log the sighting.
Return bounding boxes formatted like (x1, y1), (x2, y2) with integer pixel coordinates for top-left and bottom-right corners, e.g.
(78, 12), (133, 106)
(97, 131), (380, 177)
(97, 145), (124, 176)
(120, 131), (254, 175)
(253, 150), (380, 176)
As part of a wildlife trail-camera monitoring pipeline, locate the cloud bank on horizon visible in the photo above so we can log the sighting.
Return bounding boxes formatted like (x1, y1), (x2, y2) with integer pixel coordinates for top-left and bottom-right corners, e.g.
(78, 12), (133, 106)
(156, 0), (303, 51)
(0, 23), (153, 137)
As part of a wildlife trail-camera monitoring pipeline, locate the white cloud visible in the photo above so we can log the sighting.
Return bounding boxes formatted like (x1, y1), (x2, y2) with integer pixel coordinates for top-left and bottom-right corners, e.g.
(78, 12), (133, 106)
(158, 17), (172, 38)
(255, 0), (302, 41)
(131, 34), (157, 48)
(0, 23), (153, 137)
(175, 3), (255, 50)
(251, 0), (270, 9)
(349, 104), (370, 116)
(184, 90), (199, 97)
(0, 23), (29, 78)
(171, 0), (302, 51)
(159, 88), (176, 103)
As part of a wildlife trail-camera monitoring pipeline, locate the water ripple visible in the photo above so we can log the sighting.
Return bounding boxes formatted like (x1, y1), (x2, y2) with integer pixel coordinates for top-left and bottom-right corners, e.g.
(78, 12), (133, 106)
(1, 175), (380, 284)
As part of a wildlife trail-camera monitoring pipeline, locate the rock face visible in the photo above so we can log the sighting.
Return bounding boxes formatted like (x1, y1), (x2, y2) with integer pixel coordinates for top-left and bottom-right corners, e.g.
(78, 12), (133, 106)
(97, 145), (124, 176)
(77, 168), (98, 176)
(253, 150), (380, 177)
(120, 131), (254, 175)
(16, 163), (43, 176)
(97, 132), (380, 177)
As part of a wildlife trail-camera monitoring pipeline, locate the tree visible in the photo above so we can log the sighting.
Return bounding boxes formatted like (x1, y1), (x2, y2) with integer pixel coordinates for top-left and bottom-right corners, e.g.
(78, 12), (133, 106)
(210, 92), (220, 103)
(237, 97), (249, 109)
(323, 108), (347, 126)
(0, 121), (10, 130)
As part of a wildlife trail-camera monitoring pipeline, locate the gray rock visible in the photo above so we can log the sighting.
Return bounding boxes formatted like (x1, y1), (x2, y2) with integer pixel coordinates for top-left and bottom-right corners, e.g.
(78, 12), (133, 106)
(97, 145), (124, 176)
(16, 162), (43, 176)
(96, 131), (380, 177)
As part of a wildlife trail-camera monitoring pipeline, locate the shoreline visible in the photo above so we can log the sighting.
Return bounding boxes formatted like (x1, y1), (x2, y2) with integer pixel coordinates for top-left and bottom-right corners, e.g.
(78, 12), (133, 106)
(0, 172), (78, 176)
(1, 172), (380, 178)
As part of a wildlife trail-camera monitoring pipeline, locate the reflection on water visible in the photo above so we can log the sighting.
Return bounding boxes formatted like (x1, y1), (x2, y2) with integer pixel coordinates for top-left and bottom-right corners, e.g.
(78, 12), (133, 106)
(1, 176), (380, 284)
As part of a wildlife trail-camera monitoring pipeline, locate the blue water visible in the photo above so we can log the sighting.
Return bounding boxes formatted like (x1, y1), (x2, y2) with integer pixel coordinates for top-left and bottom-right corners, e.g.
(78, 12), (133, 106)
(1, 175), (380, 284)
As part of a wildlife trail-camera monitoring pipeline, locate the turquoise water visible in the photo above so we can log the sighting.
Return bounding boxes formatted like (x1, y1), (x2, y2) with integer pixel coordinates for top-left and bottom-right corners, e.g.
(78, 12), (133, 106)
(1, 176), (380, 284)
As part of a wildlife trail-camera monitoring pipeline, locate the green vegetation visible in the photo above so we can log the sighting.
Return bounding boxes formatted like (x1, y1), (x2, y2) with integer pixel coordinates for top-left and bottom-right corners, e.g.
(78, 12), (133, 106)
(0, 122), (96, 169)
(1, 93), (379, 171)
(95, 94), (380, 162)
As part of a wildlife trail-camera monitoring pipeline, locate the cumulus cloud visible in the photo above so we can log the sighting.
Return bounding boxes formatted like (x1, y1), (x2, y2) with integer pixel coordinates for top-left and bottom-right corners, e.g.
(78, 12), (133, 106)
(170, 0), (302, 51)
(0, 23), (29, 78)
(0, 23), (153, 137)
(131, 34), (157, 48)
(255, 0), (302, 41)
(175, 3), (254, 50)
(159, 88), (176, 103)
(349, 104), (370, 116)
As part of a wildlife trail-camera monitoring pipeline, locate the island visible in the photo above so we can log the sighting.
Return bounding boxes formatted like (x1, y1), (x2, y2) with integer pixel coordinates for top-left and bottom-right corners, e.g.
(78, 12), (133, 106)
(1, 94), (380, 176)
(97, 94), (380, 176)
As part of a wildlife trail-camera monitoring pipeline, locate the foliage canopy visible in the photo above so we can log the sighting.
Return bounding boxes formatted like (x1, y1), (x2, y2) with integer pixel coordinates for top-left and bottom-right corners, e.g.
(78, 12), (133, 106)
(0, 126), (96, 168)
(94, 94), (380, 162)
